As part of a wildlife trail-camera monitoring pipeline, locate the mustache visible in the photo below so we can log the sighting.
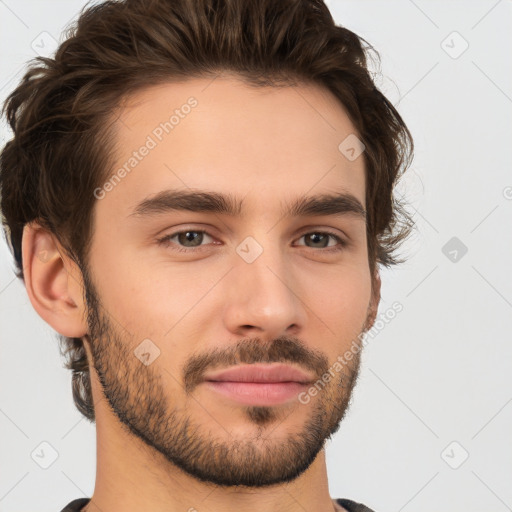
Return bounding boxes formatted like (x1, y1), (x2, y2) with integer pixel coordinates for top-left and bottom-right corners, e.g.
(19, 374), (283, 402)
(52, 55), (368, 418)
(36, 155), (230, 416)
(183, 336), (329, 393)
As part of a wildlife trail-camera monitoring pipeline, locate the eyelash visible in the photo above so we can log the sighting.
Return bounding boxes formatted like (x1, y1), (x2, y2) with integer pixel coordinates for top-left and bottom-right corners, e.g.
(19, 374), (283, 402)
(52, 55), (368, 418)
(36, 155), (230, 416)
(156, 228), (348, 254)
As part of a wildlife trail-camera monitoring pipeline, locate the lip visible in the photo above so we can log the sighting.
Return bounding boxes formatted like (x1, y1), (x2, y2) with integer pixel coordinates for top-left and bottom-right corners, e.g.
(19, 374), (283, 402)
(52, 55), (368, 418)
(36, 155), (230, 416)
(204, 381), (310, 406)
(202, 364), (315, 406)
(203, 363), (314, 384)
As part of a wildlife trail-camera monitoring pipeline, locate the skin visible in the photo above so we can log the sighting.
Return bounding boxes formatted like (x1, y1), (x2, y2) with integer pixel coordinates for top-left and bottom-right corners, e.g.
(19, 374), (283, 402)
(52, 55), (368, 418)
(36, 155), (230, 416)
(22, 74), (381, 512)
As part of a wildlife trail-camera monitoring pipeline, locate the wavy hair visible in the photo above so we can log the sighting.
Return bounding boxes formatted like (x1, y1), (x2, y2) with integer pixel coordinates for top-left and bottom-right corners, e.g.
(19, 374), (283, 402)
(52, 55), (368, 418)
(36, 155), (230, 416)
(0, 0), (414, 422)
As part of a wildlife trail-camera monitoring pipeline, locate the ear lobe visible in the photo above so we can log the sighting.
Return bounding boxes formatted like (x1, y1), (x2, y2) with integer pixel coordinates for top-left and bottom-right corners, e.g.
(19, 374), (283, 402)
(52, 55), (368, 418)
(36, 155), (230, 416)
(21, 221), (88, 338)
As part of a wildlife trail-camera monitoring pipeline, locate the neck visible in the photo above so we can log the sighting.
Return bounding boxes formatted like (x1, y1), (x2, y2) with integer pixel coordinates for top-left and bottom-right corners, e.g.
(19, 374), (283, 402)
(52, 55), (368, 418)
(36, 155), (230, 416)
(83, 398), (338, 512)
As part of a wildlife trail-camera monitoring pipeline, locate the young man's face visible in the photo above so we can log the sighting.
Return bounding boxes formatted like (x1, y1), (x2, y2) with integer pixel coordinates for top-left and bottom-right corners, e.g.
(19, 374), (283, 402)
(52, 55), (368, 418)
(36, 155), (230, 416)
(80, 75), (379, 486)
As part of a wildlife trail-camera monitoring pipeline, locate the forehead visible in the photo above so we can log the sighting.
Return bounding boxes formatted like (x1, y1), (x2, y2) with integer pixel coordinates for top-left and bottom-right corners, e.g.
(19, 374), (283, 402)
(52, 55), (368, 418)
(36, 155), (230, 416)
(98, 75), (366, 220)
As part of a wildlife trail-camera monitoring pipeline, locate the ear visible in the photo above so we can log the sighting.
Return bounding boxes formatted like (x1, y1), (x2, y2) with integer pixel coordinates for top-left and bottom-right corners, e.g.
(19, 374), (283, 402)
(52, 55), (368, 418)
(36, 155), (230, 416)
(21, 221), (88, 338)
(364, 270), (381, 331)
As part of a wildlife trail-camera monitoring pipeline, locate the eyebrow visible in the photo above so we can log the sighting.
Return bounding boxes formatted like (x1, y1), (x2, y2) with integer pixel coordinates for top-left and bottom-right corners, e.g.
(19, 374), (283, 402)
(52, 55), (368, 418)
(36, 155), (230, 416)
(128, 189), (366, 223)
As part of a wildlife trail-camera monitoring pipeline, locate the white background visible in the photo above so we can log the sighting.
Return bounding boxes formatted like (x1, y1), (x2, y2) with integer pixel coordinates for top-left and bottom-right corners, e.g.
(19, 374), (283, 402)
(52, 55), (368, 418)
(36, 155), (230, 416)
(1, 1), (511, 511)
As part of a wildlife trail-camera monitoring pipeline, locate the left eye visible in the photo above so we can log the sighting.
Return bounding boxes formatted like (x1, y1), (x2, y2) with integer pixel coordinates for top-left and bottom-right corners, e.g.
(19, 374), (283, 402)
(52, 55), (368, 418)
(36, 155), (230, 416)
(156, 229), (346, 252)
(295, 231), (345, 249)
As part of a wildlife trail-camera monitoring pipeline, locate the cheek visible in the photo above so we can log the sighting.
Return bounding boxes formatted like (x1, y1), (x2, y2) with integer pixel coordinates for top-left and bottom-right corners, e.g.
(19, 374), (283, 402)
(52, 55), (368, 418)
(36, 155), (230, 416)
(96, 255), (224, 338)
(86, 245), (160, 335)
(89, 226), (372, 341)
(311, 263), (372, 335)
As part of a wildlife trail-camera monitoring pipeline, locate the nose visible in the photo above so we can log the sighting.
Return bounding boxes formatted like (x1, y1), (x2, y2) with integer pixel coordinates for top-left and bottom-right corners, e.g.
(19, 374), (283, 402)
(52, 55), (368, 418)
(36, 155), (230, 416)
(222, 242), (307, 341)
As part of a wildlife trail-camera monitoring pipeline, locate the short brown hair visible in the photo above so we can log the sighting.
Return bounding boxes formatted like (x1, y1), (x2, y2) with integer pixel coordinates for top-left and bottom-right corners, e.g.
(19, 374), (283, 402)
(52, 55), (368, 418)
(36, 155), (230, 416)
(0, 0), (414, 422)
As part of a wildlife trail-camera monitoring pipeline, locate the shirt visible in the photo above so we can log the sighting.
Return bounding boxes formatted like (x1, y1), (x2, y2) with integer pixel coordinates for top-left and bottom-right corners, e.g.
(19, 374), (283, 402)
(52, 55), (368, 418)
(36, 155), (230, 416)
(60, 497), (376, 511)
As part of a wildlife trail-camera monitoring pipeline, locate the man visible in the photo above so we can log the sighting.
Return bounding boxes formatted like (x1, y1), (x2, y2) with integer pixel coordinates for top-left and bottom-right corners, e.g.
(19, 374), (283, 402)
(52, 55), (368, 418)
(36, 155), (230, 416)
(0, 0), (414, 511)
